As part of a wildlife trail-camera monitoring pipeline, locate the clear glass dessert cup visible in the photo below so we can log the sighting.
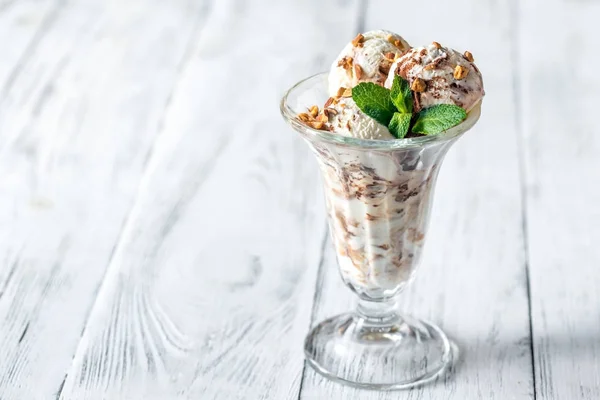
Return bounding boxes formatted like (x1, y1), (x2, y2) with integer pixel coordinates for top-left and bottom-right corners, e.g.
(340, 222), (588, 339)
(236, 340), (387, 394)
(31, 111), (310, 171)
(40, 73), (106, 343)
(280, 73), (480, 390)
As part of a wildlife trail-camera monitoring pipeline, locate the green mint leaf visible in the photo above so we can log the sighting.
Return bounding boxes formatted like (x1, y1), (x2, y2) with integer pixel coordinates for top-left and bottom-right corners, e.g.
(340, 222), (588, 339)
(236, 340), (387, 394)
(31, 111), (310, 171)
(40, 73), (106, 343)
(390, 75), (413, 114)
(352, 82), (396, 126)
(411, 104), (467, 135)
(388, 112), (412, 139)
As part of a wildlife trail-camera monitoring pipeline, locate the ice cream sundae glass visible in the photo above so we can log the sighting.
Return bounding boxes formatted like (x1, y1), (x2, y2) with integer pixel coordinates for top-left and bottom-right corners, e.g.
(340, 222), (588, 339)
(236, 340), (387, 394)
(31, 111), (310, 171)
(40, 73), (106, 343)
(280, 31), (484, 390)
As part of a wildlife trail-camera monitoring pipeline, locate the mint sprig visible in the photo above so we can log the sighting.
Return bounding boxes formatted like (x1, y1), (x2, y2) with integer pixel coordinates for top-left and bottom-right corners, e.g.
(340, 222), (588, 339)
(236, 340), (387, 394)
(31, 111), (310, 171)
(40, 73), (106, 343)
(390, 75), (412, 114)
(412, 104), (467, 135)
(388, 112), (412, 139)
(351, 75), (468, 138)
(351, 82), (396, 126)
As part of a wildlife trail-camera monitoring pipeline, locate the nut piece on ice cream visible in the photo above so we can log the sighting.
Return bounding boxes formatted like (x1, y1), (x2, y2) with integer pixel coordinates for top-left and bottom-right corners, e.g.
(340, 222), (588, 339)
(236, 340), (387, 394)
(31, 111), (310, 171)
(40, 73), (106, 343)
(385, 42), (484, 112)
(328, 30), (411, 97)
(326, 98), (394, 140)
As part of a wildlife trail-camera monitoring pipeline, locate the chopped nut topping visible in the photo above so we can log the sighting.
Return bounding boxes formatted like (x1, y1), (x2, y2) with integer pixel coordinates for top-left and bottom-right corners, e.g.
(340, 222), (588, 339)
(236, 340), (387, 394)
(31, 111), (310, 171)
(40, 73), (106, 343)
(384, 52), (396, 61)
(351, 33), (364, 47)
(298, 105), (331, 129)
(298, 109), (328, 129)
(323, 108), (338, 117)
(411, 78), (427, 92)
(464, 51), (474, 62)
(386, 34), (403, 48)
(378, 60), (391, 75)
(324, 97), (335, 108)
(453, 65), (469, 80)
(353, 64), (363, 79)
(297, 113), (310, 122)
(337, 56), (353, 71)
(308, 120), (325, 130)
(424, 63), (437, 70)
(432, 41), (442, 49)
(336, 87), (352, 98)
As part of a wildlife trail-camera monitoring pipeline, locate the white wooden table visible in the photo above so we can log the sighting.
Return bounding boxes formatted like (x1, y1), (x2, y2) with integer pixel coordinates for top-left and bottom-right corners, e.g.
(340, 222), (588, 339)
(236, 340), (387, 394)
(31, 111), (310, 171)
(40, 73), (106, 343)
(0, 0), (599, 398)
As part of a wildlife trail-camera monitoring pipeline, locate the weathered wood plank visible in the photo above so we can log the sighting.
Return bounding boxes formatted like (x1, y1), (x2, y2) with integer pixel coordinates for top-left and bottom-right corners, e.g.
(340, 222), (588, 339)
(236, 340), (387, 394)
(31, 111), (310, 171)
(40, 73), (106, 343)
(0, 0), (206, 397)
(0, 0), (60, 91)
(57, 1), (362, 399)
(299, 0), (534, 398)
(518, 0), (600, 398)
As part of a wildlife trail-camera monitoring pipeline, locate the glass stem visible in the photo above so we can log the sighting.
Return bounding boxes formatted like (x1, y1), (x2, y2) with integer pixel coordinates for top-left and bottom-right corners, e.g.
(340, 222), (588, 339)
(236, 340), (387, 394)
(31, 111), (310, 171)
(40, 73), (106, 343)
(356, 297), (401, 327)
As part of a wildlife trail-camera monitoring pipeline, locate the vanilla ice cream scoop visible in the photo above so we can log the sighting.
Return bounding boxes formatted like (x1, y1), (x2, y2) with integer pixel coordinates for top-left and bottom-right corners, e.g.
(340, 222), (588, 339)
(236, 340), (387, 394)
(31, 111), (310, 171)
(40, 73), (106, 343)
(385, 42), (484, 112)
(328, 30), (410, 97)
(325, 98), (394, 140)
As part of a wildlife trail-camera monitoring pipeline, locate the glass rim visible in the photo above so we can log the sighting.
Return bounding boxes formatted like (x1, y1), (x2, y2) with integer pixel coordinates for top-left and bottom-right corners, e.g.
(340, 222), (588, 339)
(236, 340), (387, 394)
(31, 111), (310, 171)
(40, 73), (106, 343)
(280, 72), (481, 150)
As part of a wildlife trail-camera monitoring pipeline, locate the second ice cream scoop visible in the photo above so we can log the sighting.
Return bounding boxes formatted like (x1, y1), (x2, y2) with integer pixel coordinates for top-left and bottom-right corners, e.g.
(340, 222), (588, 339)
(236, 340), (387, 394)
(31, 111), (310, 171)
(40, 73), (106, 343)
(385, 43), (484, 112)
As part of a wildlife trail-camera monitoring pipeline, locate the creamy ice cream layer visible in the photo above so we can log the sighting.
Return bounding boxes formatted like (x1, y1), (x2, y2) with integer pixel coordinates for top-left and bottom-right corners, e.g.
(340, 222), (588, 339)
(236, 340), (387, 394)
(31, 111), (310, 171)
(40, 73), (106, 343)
(309, 140), (439, 299)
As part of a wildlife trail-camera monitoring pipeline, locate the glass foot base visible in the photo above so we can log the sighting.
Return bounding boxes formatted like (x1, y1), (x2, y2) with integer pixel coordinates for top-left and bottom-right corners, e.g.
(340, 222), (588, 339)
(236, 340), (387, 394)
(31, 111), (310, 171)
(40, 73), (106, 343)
(304, 313), (453, 390)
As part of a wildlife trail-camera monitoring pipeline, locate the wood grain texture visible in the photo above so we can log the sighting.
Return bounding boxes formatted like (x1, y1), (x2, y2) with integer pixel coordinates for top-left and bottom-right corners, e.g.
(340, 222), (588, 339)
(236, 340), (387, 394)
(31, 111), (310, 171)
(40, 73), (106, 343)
(0, 0), (206, 398)
(518, 0), (600, 398)
(299, 0), (534, 398)
(57, 1), (363, 399)
(0, 0), (597, 398)
(0, 0), (60, 91)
